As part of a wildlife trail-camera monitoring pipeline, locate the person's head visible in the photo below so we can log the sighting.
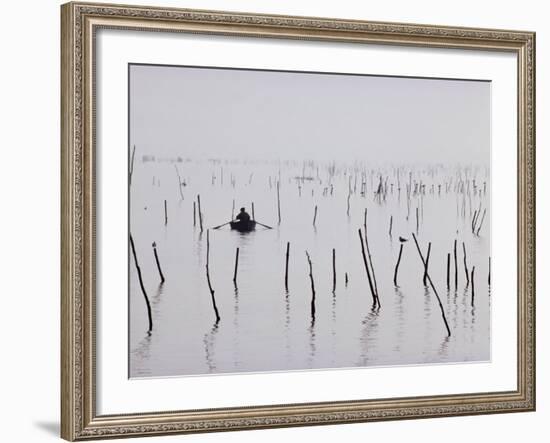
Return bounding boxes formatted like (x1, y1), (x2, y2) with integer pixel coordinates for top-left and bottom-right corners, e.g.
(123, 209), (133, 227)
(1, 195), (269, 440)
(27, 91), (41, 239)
(240, 207), (245, 213)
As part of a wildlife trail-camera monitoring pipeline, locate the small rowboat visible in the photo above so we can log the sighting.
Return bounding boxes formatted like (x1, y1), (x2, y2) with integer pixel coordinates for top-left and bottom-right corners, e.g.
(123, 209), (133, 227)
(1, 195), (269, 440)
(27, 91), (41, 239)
(230, 220), (256, 232)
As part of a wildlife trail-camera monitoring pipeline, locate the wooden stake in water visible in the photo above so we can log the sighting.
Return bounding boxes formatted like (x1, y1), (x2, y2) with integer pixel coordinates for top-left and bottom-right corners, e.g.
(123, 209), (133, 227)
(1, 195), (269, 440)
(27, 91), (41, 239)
(462, 242), (470, 285)
(305, 251), (316, 324)
(488, 256), (491, 286)
(411, 234), (451, 337)
(471, 266), (476, 306)
(363, 209), (380, 307)
(174, 165), (184, 200)
(345, 272), (349, 286)
(393, 243), (404, 286)
(164, 200), (167, 225)
(476, 209), (487, 236)
(332, 248), (336, 292)
(205, 230), (220, 324)
(285, 242), (290, 291)
(197, 194), (203, 232)
(313, 205), (318, 226)
(233, 247), (239, 284)
(358, 229), (377, 308)
(130, 235), (152, 332)
(251, 202), (255, 220)
(423, 242), (432, 286)
(231, 199), (235, 220)
(453, 239), (458, 290)
(152, 242), (165, 284)
(389, 215), (393, 237)
(129, 144), (136, 186)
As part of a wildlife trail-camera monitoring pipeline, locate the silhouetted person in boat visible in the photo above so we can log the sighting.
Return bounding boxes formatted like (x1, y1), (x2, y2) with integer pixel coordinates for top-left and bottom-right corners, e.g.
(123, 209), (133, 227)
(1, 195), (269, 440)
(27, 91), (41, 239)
(235, 207), (251, 224)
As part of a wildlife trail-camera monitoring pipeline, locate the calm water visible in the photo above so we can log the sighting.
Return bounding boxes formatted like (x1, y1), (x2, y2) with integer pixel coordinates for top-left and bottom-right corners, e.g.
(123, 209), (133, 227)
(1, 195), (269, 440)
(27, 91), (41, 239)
(129, 159), (490, 377)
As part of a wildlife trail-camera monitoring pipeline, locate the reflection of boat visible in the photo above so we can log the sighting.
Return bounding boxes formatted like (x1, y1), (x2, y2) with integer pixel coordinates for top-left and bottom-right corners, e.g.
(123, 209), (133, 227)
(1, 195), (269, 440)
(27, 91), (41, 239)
(230, 220), (256, 232)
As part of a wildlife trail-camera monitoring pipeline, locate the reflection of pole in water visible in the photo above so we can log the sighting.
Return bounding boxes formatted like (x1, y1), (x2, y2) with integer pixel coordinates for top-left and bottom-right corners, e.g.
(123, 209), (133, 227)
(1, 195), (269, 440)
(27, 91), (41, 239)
(203, 323), (219, 373)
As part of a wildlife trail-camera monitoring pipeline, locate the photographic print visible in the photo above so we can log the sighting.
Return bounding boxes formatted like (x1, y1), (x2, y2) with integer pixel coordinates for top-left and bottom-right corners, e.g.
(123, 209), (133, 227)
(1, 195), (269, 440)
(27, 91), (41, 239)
(128, 64), (491, 378)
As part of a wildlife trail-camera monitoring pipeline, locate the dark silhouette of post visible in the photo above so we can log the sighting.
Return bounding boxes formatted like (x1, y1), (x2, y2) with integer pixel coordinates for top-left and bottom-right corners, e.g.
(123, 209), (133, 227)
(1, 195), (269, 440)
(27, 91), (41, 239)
(164, 200), (168, 225)
(284, 242), (290, 290)
(197, 194), (203, 232)
(305, 251), (316, 324)
(423, 242), (432, 286)
(488, 256), (491, 286)
(332, 248), (336, 292)
(476, 209), (487, 236)
(313, 205), (318, 226)
(462, 242), (470, 285)
(446, 253), (451, 289)
(130, 235), (152, 332)
(393, 243), (404, 286)
(471, 266), (476, 306)
(233, 247), (239, 284)
(358, 229), (377, 308)
(412, 234), (451, 337)
(453, 239), (458, 290)
(363, 209), (380, 307)
(389, 215), (393, 237)
(205, 230), (220, 323)
(129, 145), (136, 186)
(251, 202), (255, 220)
(152, 242), (165, 284)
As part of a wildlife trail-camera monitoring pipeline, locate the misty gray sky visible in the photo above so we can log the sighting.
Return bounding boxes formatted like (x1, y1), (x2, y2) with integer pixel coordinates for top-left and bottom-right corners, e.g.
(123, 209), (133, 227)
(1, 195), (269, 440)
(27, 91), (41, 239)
(129, 64), (490, 164)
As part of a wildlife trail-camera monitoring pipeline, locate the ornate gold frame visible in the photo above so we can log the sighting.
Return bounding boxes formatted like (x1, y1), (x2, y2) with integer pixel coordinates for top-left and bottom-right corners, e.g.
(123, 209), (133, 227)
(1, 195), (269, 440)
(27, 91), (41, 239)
(61, 2), (536, 440)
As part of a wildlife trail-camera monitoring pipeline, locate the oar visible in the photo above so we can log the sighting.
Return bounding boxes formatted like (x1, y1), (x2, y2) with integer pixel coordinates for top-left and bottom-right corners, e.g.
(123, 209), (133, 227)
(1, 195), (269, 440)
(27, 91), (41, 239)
(255, 221), (273, 229)
(212, 221), (232, 230)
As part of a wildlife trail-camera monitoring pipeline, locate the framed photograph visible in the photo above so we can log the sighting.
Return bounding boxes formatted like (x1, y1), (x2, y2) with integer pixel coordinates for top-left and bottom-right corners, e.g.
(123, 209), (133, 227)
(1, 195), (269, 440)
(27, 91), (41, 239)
(61, 2), (535, 440)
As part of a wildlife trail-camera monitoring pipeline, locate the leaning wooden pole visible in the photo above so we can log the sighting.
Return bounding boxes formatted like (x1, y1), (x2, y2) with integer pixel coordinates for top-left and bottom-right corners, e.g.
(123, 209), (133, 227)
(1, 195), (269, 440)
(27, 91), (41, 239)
(393, 243), (404, 286)
(313, 205), (318, 226)
(205, 230), (220, 323)
(164, 199), (168, 225)
(412, 234), (451, 337)
(152, 242), (165, 284)
(462, 242), (470, 285)
(130, 235), (152, 332)
(358, 229), (377, 308)
(233, 247), (240, 284)
(423, 242), (432, 286)
(363, 209), (380, 307)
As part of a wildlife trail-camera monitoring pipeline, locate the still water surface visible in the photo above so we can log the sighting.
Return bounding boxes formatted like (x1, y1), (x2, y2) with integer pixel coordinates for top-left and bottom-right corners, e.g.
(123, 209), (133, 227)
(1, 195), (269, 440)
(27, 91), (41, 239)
(129, 159), (490, 377)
